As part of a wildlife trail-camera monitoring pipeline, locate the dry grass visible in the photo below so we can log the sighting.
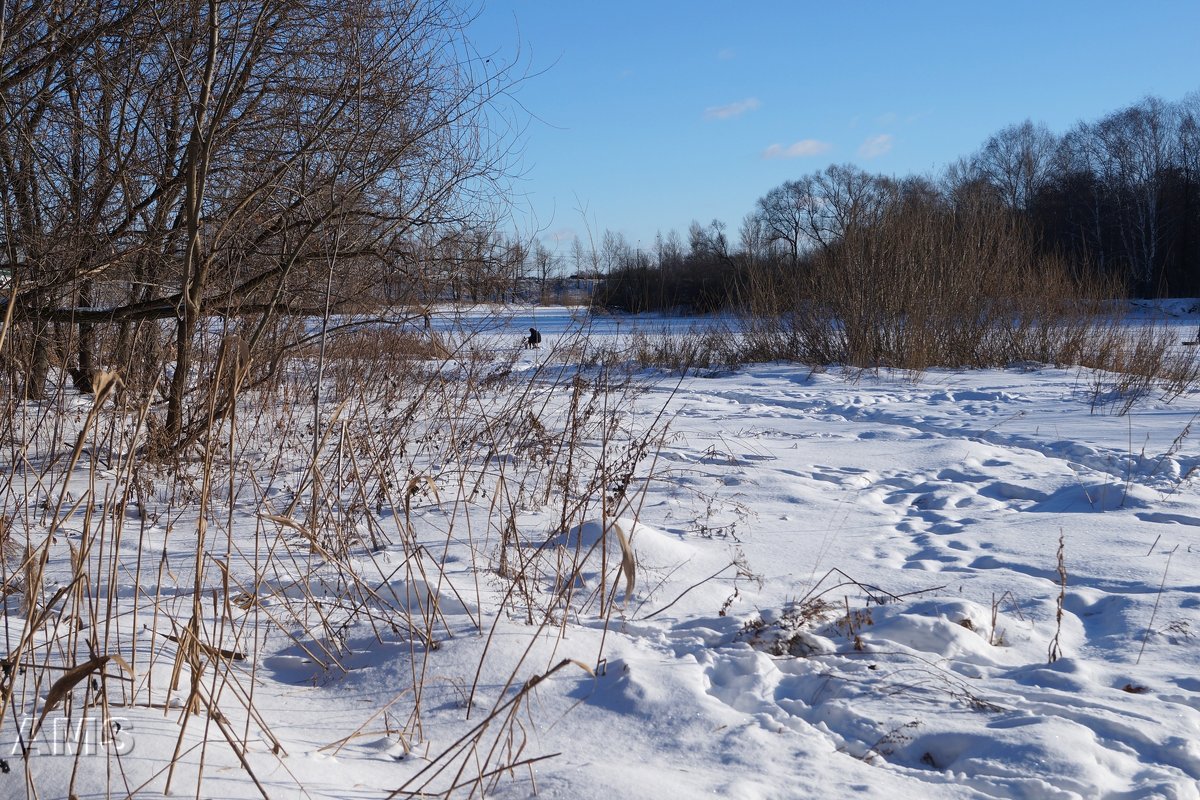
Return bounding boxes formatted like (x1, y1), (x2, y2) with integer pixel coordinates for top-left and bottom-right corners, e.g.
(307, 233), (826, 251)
(0, 310), (671, 798)
(1077, 325), (1200, 414)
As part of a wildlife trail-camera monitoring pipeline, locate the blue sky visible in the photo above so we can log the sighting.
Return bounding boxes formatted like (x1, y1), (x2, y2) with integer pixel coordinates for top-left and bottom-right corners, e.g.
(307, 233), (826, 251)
(470, 1), (1200, 256)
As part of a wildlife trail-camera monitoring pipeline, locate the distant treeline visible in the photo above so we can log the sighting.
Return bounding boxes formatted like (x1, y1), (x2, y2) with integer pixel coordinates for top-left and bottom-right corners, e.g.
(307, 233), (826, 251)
(592, 92), (1200, 313)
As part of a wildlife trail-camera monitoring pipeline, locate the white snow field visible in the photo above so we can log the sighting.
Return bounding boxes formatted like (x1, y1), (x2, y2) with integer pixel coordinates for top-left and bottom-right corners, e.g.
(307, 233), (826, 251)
(3, 306), (1200, 799)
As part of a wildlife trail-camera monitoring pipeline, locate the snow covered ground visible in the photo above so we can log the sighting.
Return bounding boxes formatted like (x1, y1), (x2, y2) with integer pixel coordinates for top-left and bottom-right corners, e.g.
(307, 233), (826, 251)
(4, 307), (1200, 799)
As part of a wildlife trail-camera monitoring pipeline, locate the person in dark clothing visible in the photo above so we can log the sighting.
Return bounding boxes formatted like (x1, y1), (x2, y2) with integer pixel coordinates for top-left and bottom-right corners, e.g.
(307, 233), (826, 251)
(525, 327), (542, 349)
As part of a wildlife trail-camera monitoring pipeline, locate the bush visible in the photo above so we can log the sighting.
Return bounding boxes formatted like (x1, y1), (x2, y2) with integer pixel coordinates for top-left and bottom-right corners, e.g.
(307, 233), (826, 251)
(739, 194), (1134, 372)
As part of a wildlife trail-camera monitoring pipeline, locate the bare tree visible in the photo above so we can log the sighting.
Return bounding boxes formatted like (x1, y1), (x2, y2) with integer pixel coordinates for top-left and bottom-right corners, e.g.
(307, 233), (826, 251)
(568, 235), (599, 277)
(0, 0), (145, 396)
(600, 229), (631, 274)
(688, 218), (733, 266)
(754, 164), (893, 264)
(974, 119), (1059, 213)
(754, 176), (813, 265)
(531, 241), (558, 302)
(1061, 97), (1177, 290)
(1, 0), (518, 437)
(1177, 93), (1200, 291)
(738, 212), (773, 267)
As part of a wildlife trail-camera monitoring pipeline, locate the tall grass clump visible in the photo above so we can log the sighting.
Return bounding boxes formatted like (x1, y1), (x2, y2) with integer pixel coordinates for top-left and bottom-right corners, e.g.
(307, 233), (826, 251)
(735, 193), (1200, 401)
(0, 303), (673, 798)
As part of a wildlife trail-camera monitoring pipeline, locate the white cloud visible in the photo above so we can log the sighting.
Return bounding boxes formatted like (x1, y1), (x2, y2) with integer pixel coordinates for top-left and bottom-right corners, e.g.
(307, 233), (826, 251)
(704, 97), (760, 120)
(762, 139), (832, 159)
(857, 134), (894, 159)
(717, 48), (736, 61)
(549, 227), (576, 244)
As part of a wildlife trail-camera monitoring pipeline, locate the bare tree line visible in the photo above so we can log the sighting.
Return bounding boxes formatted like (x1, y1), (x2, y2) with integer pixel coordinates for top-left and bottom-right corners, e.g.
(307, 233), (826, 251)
(592, 90), (1200, 315)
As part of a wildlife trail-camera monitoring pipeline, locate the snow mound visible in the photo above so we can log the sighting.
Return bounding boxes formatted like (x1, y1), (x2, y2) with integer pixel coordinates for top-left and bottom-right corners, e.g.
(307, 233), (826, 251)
(859, 599), (1022, 667)
(541, 517), (693, 604)
(547, 517), (692, 564)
